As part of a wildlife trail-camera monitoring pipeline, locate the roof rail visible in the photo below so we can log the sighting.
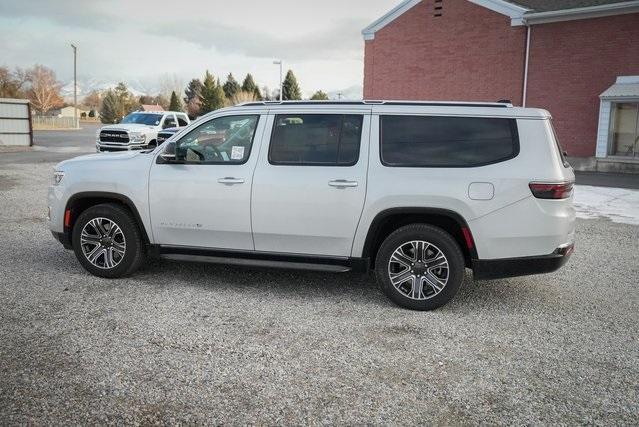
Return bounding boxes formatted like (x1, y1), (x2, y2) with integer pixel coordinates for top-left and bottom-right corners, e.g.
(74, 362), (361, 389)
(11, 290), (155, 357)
(237, 100), (512, 108)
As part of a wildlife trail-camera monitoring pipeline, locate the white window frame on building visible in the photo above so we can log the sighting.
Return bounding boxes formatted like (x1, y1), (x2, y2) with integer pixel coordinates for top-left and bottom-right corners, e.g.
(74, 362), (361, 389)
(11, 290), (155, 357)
(597, 76), (639, 161)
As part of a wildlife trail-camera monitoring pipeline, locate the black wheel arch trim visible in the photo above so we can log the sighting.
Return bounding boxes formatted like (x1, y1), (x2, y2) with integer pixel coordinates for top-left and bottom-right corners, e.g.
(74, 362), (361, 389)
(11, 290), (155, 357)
(361, 207), (479, 260)
(64, 191), (151, 245)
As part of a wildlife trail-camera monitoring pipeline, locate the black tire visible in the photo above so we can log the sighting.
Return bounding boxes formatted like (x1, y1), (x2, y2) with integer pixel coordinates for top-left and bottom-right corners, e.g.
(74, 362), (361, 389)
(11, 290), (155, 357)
(147, 140), (157, 148)
(71, 203), (146, 278)
(375, 223), (465, 311)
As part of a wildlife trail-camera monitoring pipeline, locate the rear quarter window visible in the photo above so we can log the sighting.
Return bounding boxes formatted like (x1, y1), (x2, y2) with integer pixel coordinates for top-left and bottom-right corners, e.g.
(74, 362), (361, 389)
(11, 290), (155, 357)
(380, 115), (519, 167)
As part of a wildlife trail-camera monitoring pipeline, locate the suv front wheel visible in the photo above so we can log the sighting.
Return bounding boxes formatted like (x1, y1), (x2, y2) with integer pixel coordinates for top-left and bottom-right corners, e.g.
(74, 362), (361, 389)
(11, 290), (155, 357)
(71, 203), (145, 278)
(375, 224), (465, 310)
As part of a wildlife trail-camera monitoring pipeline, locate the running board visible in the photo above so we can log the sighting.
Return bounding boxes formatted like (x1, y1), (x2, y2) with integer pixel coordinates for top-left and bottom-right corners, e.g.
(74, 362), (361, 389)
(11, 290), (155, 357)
(154, 246), (370, 273)
(160, 254), (351, 272)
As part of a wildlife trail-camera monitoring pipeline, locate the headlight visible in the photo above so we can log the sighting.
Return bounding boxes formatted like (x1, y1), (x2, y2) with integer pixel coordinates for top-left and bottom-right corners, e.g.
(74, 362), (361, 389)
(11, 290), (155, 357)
(129, 132), (146, 143)
(53, 171), (65, 186)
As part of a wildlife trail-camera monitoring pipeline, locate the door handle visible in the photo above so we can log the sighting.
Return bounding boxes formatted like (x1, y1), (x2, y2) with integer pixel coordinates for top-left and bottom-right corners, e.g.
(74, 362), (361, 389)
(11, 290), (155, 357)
(217, 177), (245, 185)
(328, 179), (358, 188)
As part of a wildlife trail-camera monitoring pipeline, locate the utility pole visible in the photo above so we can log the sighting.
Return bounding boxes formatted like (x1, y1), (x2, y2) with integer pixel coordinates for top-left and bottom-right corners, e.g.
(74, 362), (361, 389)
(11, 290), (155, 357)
(273, 60), (283, 102)
(71, 44), (78, 129)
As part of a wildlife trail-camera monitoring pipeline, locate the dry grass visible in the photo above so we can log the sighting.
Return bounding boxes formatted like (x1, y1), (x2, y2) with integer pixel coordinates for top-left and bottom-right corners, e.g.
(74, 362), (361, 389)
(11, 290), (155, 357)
(227, 91), (258, 106)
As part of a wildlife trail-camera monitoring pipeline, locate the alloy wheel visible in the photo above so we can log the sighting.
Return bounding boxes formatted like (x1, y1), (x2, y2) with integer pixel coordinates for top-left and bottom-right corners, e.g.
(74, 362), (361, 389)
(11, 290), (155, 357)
(387, 240), (449, 300)
(80, 217), (126, 269)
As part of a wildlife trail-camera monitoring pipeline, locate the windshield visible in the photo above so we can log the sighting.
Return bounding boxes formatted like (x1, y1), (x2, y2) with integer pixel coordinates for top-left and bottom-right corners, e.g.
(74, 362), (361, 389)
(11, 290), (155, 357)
(120, 113), (163, 126)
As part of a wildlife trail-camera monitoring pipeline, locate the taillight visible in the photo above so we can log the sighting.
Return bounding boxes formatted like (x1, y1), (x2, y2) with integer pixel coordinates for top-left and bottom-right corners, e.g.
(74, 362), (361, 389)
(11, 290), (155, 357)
(64, 209), (72, 228)
(461, 227), (474, 250)
(529, 182), (574, 199)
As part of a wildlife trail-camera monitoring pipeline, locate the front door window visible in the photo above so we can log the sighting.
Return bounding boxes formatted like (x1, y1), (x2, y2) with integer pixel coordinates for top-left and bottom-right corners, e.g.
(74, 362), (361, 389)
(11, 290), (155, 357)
(610, 102), (639, 158)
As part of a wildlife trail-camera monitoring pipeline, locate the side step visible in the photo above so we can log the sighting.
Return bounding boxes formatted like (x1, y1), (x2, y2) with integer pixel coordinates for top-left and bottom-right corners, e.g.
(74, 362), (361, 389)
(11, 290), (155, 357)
(154, 246), (370, 273)
(161, 254), (351, 273)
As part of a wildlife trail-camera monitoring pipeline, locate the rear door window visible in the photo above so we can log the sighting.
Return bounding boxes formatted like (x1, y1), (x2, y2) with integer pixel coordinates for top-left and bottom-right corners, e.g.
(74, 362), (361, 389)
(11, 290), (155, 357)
(269, 114), (363, 166)
(380, 115), (519, 167)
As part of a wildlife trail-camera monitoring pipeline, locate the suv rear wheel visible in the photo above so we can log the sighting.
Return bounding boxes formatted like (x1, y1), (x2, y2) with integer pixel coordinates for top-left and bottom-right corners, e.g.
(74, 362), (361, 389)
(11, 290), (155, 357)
(71, 203), (145, 278)
(375, 224), (465, 310)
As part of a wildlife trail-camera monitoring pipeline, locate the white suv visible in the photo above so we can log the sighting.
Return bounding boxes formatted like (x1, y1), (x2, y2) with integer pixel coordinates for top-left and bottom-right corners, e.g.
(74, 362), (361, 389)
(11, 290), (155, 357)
(96, 111), (190, 152)
(49, 101), (575, 310)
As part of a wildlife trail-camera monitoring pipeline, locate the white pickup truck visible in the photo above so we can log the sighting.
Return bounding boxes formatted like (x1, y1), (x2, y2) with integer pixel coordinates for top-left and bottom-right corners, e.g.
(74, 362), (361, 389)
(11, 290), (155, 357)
(96, 111), (190, 152)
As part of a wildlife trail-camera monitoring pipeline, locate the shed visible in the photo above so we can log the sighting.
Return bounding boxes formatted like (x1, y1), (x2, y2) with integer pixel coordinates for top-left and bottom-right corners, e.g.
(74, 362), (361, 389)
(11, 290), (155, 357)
(0, 98), (32, 147)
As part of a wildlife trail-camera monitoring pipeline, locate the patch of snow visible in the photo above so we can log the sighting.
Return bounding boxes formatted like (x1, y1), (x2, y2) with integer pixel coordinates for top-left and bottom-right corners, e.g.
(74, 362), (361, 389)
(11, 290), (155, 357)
(574, 185), (639, 225)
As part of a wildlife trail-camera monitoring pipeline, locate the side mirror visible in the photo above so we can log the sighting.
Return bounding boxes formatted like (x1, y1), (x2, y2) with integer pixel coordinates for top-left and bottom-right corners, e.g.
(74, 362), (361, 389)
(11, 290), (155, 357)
(160, 141), (177, 161)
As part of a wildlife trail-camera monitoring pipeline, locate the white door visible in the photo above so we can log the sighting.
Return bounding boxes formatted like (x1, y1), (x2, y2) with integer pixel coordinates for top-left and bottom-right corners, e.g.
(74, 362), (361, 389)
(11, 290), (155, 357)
(149, 113), (265, 249)
(251, 113), (370, 257)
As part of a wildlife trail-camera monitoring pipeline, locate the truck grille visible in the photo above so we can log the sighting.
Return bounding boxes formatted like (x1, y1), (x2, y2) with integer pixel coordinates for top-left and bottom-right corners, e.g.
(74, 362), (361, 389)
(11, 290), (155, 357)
(100, 130), (129, 144)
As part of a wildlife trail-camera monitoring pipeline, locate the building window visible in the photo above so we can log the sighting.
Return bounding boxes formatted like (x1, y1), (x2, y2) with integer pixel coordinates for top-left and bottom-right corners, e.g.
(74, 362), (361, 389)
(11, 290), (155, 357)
(610, 103), (639, 158)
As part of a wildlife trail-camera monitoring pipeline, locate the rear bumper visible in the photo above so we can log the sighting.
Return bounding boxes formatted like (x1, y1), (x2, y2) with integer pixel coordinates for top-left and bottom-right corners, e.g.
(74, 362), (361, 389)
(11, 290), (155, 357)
(472, 243), (573, 280)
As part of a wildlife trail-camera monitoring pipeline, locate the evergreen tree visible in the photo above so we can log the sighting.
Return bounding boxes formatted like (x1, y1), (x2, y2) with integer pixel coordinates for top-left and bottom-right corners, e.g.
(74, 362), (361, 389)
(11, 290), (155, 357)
(184, 79), (203, 104)
(184, 78), (204, 118)
(200, 71), (218, 114)
(113, 82), (136, 114)
(222, 73), (240, 99)
(169, 91), (183, 111)
(100, 90), (123, 124)
(310, 90), (329, 100)
(212, 79), (226, 110)
(282, 70), (302, 100)
(201, 72), (226, 114)
(242, 74), (261, 100)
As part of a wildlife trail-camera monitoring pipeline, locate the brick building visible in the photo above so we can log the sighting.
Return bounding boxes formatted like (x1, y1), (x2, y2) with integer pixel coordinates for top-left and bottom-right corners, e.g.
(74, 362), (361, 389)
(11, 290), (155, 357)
(362, 0), (639, 171)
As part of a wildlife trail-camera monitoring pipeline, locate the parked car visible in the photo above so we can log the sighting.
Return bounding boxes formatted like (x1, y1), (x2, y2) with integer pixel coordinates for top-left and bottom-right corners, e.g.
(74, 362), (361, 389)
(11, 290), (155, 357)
(49, 100), (575, 310)
(156, 127), (180, 146)
(96, 111), (190, 152)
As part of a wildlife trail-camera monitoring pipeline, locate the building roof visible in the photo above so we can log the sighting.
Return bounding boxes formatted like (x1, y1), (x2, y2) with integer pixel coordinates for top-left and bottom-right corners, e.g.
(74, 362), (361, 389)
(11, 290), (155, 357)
(506, 0), (631, 12)
(600, 76), (639, 99)
(362, 0), (639, 38)
(0, 98), (29, 104)
(139, 104), (164, 112)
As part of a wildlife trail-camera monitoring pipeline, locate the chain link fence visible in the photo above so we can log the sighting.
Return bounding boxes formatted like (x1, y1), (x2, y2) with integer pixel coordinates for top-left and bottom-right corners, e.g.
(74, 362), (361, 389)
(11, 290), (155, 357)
(32, 116), (80, 130)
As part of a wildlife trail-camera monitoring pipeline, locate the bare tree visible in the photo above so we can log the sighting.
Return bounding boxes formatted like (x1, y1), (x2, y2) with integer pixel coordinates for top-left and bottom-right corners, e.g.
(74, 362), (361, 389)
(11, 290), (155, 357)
(185, 96), (202, 119)
(83, 90), (103, 110)
(158, 73), (184, 101)
(26, 65), (63, 114)
(0, 66), (28, 98)
(227, 90), (258, 106)
(261, 86), (272, 101)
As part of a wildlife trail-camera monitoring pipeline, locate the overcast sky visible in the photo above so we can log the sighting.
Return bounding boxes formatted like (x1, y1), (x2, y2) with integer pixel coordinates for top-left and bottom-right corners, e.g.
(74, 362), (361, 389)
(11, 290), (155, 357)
(0, 0), (399, 96)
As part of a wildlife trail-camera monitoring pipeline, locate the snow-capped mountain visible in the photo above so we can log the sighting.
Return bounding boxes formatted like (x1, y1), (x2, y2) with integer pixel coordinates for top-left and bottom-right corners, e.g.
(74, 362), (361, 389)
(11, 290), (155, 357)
(60, 77), (150, 102)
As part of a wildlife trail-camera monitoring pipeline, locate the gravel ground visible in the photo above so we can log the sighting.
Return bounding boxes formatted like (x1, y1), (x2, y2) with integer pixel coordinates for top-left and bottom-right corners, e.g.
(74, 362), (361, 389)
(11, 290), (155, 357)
(0, 162), (638, 425)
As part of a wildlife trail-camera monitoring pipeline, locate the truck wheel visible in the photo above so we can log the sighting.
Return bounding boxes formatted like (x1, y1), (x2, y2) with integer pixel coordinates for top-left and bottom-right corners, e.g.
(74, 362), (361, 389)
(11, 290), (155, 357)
(375, 224), (465, 311)
(71, 203), (146, 278)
